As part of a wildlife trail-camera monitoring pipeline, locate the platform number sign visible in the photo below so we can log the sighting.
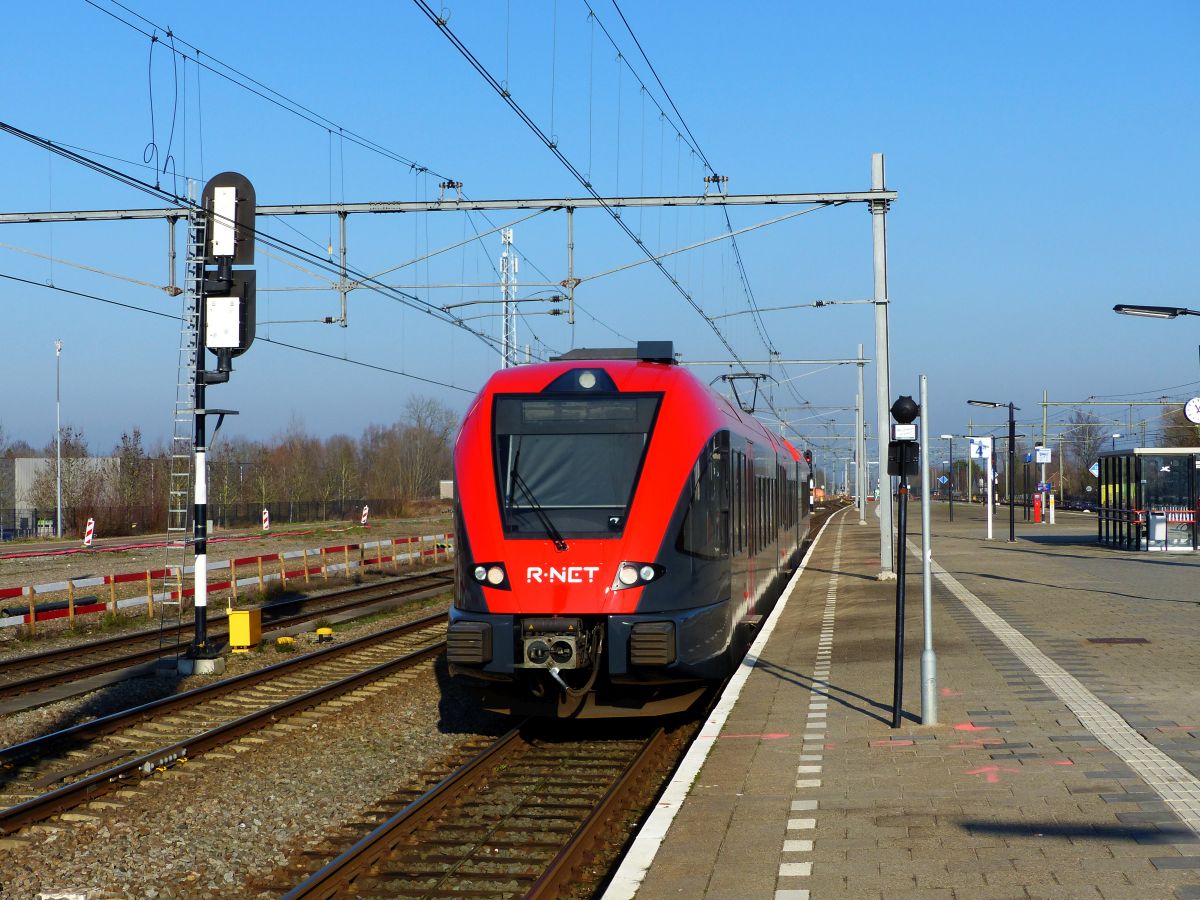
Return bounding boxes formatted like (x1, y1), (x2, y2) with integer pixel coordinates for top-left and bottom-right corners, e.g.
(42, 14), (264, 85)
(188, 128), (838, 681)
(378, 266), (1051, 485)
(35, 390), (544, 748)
(969, 437), (992, 459)
(262, 508), (270, 531)
(361, 505), (370, 526)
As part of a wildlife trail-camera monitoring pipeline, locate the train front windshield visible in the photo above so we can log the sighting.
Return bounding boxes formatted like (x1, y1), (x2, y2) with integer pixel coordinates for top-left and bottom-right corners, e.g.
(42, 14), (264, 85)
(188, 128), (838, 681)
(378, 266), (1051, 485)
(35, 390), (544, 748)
(493, 394), (661, 537)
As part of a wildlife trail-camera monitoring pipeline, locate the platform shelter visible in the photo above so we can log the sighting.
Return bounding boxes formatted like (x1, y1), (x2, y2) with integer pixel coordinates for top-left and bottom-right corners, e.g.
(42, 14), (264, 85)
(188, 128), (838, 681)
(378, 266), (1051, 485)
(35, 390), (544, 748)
(1097, 447), (1200, 551)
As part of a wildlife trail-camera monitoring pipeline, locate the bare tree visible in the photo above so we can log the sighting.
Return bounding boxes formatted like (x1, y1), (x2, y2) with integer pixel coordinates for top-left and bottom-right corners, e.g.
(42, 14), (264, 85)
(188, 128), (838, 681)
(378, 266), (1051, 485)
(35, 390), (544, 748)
(320, 434), (359, 517)
(1059, 410), (1106, 500)
(397, 396), (456, 503)
(28, 426), (109, 534)
(1158, 407), (1200, 448)
(272, 416), (322, 522)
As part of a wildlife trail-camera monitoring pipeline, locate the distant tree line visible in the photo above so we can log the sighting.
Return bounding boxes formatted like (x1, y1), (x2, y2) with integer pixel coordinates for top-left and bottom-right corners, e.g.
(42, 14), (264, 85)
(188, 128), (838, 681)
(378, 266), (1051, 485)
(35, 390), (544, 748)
(937, 406), (1200, 502)
(0, 397), (457, 538)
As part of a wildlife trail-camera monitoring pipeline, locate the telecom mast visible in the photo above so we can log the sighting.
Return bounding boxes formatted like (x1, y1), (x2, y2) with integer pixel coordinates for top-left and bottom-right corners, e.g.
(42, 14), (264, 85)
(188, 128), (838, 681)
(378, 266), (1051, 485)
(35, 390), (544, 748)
(500, 228), (519, 368)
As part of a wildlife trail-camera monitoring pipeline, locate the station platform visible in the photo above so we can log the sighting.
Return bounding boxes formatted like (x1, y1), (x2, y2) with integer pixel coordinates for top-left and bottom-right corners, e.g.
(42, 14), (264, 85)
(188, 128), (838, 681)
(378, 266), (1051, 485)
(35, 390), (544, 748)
(604, 502), (1200, 899)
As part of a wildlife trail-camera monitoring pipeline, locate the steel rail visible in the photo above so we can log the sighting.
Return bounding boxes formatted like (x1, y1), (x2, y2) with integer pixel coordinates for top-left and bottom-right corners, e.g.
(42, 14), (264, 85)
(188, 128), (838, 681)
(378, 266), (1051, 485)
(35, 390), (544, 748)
(0, 609), (446, 767)
(0, 630), (447, 833)
(0, 619), (451, 835)
(0, 568), (451, 700)
(526, 726), (669, 899)
(283, 728), (528, 899)
(285, 725), (672, 899)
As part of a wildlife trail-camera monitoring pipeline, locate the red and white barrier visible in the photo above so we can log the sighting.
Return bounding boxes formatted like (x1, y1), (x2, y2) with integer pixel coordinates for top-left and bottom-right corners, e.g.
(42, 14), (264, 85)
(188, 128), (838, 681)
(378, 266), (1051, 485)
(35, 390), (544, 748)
(83, 517), (95, 548)
(0, 532), (456, 629)
(262, 508), (270, 531)
(361, 505), (370, 526)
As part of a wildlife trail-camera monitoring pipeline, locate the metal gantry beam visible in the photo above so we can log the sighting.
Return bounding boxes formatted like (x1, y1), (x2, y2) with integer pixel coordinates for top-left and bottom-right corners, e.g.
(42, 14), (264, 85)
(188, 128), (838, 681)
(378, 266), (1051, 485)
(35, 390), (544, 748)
(0, 191), (898, 224)
(682, 358), (871, 366)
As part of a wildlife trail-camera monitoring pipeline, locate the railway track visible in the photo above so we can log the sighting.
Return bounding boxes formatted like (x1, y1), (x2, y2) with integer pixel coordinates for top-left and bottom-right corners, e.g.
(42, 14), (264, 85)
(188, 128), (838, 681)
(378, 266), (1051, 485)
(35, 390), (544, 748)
(282, 722), (681, 899)
(0, 566), (453, 704)
(0, 611), (449, 834)
(268, 511), (839, 898)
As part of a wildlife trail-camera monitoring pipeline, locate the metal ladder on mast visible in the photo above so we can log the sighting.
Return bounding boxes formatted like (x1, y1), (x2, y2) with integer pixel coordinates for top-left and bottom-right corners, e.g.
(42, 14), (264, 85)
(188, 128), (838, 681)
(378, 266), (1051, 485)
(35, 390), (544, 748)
(158, 209), (205, 656)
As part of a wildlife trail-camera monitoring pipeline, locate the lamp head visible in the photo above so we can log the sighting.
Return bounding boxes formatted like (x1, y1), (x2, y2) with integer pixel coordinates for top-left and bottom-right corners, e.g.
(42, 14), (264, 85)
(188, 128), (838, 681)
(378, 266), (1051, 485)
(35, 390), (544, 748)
(1113, 304), (1191, 319)
(890, 395), (920, 424)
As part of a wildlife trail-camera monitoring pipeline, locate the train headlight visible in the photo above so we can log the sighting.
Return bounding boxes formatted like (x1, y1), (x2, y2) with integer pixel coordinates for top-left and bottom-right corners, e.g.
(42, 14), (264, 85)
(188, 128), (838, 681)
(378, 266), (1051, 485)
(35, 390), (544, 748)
(470, 562), (510, 590)
(578, 370), (597, 389)
(614, 561), (661, 590)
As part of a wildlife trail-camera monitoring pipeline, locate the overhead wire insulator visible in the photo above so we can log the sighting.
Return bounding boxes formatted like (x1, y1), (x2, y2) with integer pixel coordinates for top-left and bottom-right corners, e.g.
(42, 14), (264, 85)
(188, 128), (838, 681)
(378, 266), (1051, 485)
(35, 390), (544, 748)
(703, 174), (729, 196)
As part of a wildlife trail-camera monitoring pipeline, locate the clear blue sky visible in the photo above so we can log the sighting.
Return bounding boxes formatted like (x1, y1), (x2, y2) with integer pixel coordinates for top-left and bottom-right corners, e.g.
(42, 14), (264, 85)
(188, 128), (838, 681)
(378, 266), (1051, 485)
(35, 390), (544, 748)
(1, 1), (1197, 461)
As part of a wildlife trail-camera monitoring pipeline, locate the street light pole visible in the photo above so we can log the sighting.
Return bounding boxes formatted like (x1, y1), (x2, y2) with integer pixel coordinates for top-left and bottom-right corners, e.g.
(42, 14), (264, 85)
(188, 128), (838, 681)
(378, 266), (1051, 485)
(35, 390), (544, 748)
(1008, 402), (1016, 543)
(870, 153), (895, 580)
(54, 338), (62, 540)
(940, 434), (955, 522)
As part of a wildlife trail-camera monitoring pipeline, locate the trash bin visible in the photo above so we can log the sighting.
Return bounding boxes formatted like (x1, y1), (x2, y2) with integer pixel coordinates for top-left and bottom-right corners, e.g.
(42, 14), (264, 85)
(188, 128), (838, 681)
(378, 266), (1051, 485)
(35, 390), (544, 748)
(1148, 510), (1168, 550)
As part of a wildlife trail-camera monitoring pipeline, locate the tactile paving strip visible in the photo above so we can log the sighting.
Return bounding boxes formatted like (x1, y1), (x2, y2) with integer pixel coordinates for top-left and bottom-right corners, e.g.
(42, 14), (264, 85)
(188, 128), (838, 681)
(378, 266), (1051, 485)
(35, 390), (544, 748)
(930, 554), (1200, 837)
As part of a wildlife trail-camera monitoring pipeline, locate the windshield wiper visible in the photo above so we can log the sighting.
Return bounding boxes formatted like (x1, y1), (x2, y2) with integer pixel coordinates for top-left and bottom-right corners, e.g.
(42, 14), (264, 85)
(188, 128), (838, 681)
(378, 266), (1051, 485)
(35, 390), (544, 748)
(511, 467), (569, 552)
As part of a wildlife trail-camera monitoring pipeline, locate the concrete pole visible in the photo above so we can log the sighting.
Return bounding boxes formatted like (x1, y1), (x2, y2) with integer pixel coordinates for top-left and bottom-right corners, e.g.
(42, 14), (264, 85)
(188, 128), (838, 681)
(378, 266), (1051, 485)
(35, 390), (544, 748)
(338, 212), (348, 327)
(1042, 389), (1049, 522)
(919, 374), (937, 724)
(55, 339), (62, 539)
(566, 207), (576, 325)
(857, 342), (867, 525)
(870, 153), (895, 579)
(168, 217), (177, 295)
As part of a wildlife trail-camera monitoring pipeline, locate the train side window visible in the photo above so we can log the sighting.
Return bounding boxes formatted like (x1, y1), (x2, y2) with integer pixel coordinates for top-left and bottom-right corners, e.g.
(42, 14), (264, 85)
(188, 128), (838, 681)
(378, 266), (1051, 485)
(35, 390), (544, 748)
(733, 452), (742, 552)
(678, 434), (730, 560)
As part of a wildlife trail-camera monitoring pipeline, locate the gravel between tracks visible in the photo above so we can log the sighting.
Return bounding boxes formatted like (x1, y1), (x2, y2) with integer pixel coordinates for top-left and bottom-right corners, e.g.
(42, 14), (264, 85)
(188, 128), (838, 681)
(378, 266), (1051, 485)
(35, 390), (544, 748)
(0, 512), (452, 651)
(0, 628), (506, 898)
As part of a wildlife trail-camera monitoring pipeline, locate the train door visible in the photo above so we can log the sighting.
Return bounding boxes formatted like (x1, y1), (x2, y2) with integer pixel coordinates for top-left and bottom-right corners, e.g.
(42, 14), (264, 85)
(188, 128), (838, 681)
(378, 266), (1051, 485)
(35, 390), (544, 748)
(745, 441), (756, 608)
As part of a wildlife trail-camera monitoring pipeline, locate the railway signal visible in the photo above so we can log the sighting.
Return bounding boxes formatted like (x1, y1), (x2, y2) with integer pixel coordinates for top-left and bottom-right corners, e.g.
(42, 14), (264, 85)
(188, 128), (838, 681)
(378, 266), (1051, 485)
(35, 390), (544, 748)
(184, 172), (257, 672)
(888, 394), (920, 729)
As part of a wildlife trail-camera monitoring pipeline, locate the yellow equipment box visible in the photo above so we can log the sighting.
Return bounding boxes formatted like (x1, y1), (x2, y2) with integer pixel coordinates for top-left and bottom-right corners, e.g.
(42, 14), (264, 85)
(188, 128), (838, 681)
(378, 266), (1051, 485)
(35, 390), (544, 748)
(228, 608), (262, 653)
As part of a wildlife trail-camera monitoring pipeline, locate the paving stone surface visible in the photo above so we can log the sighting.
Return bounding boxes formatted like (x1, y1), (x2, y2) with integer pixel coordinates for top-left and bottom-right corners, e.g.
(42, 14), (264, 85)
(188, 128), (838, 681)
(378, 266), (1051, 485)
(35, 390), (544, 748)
(629, 504), (1200, 899)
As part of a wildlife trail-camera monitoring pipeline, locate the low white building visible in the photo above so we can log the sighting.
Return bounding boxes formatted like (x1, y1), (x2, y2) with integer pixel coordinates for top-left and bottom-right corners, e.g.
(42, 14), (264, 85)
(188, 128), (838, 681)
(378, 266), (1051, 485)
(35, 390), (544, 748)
(0, 457), (117, 537)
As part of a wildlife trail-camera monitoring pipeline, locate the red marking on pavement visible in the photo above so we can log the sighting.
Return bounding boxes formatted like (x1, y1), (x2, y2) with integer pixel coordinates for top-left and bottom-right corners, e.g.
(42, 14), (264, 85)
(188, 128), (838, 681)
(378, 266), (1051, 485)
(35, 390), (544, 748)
(1053, 760), (1075, 765)
(823, 743), (837, 750)
(954, 722), (994, 732)
(717, 733), (791, 740)
(940, 687), (963, 697)
(965, 765), (1020, 783)
(870, 739), (914, 748)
